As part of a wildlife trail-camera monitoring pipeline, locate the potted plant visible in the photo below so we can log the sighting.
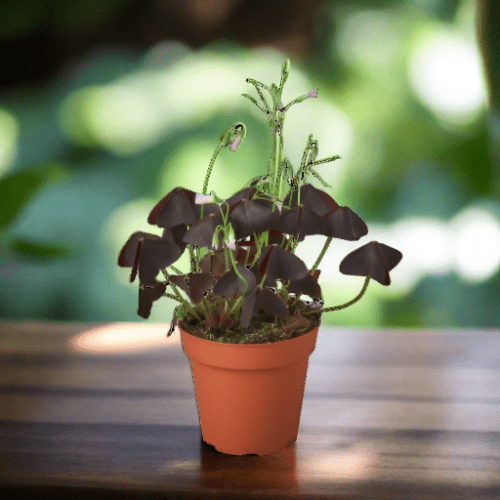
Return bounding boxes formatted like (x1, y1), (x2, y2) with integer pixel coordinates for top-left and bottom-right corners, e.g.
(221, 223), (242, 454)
(118, 59), (402, 456)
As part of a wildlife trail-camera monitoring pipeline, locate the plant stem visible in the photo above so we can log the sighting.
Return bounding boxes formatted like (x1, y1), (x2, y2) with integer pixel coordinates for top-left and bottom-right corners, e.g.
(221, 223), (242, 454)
(321, 276), (371, 313)
(203, 144), (222, 195)
(189, 245), (199, 272)
(309, 155), (341, 167)
(162, 269), (203, 322)
(311, 237), (332, 274)
(244, 247), (251, 267)
(162, 293), (183, 302)
(170, 265), (183, 275)
(226, 243), (250, 318)
(200, 142), (222, 220)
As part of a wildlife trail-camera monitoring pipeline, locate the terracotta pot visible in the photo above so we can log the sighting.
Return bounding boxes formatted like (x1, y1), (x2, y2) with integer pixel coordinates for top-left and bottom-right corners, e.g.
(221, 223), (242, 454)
(180, 325), (319, 456)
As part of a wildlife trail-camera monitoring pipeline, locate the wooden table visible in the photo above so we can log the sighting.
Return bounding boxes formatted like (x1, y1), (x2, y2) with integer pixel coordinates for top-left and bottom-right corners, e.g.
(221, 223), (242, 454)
(1, 321), (499, 499)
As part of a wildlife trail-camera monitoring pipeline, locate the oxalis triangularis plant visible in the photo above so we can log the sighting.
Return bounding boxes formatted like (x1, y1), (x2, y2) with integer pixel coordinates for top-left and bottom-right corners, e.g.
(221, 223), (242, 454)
(118, 59), (403, 344)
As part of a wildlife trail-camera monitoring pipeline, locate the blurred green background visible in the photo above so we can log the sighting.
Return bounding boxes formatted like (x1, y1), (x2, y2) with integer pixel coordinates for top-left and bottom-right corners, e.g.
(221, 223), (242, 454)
(1, 0), (499, 328)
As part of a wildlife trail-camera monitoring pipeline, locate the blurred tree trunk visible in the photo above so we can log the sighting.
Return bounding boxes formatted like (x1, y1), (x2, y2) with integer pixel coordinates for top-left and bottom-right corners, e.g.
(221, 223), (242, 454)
(1, 0), (322, 90)
(477, 0), (500, 190)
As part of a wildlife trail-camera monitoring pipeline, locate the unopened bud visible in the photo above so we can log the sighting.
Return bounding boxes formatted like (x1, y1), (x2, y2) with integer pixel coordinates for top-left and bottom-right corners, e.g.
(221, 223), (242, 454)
(228, 136), (241, 151)
(306, 89), (318, 99)
(280, 59), (291, 89)
(220, 122), (246, 151)
(282, 59), (291, 78)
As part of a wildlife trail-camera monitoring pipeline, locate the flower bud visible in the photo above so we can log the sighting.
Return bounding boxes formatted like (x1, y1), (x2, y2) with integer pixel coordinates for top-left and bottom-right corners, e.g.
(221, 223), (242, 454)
(280, 59), (291, 89)
(220, 122), (246, 151)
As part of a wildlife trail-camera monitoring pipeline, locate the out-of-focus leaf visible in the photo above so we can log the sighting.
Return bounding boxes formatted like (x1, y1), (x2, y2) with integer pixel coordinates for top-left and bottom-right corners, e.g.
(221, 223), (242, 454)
(0, 164), (68, 231)
(10, 238), (76, 261)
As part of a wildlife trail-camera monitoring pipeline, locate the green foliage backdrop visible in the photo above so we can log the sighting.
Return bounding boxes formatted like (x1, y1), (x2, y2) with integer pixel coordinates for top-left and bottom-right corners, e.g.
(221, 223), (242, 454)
(1, 0), (499, 328)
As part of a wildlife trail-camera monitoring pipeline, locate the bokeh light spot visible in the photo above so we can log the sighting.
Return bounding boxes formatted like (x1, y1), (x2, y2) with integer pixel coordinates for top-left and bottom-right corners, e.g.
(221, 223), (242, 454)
(408, 30), (487, 126)
(335, 9), (402, 71)
(452, 207), (500, 283)
(0, 109), (20, 177)
(69, 322), (180, 354)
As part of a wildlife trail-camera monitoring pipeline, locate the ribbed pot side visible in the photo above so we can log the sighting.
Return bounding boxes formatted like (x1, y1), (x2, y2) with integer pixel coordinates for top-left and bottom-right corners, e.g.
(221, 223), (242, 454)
(180, 325), (319, 456)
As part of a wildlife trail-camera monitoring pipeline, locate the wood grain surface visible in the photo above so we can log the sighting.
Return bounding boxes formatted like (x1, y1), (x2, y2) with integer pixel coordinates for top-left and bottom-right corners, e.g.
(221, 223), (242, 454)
(1, 320), (499, 499)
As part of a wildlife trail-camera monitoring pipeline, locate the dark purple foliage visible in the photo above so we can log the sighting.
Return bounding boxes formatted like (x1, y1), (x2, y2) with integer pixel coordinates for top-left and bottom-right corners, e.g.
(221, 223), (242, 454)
(213, 265), (257, 297)
(339, 241), (403, 286)
(240, 287), (290, 328)
(169, 273), (214, 304)
(259, 245), (309, 287)
(138, 284), (167, 319)
(119, 177), (402, 327)
(148, 187), (198, 227)
(287, 272), (321, 298)
(183, 213), (223, 250)
(228, 199), (280, 239)
(322, 206), (368, 241)
(118, 231), (161, 268)
(137, 239), (184, 286)
(279, 205), (326, 239)
(283, 184), (339, 216)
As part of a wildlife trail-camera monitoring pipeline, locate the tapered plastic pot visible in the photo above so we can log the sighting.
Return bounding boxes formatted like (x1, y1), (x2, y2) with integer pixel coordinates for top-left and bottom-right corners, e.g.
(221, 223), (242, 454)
(180, 325), (319, 456)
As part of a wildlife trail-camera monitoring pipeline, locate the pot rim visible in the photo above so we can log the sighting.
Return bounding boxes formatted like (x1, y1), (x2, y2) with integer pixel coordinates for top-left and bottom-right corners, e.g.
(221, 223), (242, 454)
(180, 324), (320, 370)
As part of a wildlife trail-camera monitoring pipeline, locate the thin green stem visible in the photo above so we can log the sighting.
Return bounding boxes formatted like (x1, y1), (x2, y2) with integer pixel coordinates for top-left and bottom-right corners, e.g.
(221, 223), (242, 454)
(248, 81), (271, 114)
(244, 247), (251, 267)
(311, 237), (332, 274)
(224, 225), (252, 318)
(162, 269), (203, 322)
(169, 265), (183, 275)
(242, 93), (266, 114)
(203, 143), (223, 195)
(309, 155), (341, 167)
(162, 293), (183, 302)
(189, 245), (199, 273)
(201, 144), (223, 219)
(245, 78), (271, 92)
(321, 276), (371, 313)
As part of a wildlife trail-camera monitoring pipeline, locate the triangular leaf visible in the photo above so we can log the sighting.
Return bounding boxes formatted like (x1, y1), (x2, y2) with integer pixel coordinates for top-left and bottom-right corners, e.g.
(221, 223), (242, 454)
(183, 214), (223, 250)
(148, 187), (198, 227)
(279, 205), (326, 239)
(287, 273), (322, 298)
(213, 265), (257, 297)
(169, 273), (214, 304)
(138, 284), (166, 319)
(239, 287), (290, 327)
(118, 231), (161, 267)
(254, 288), (290, 317)
(225, 187), (256, 207)
(283, 184), (339, 216)
(228, 199), (279, 239)
(199, 250), (227, 278)
(162, 224), (189, 251)
(138, 239), (184, 286)
(322, 206), (368, 241)
(262, 245), (309, 286)
(339, 241), (402, 286)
